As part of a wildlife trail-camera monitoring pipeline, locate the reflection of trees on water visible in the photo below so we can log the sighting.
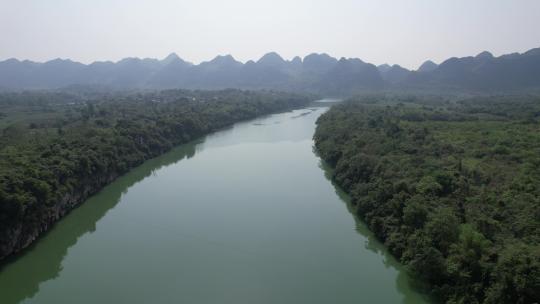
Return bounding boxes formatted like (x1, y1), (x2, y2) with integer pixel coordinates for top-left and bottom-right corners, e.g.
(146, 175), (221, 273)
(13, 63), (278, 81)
(0, 142), (198, 304)
(317, 157), (431, 304)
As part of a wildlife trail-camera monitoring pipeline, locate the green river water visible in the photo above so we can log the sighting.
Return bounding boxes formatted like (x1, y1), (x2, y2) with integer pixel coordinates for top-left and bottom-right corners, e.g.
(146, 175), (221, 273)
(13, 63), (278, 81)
(0, 104), (430, 303)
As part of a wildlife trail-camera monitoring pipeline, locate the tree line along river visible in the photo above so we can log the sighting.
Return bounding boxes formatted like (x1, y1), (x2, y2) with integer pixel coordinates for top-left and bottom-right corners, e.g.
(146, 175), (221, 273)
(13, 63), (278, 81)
(0, 103), (430, 304)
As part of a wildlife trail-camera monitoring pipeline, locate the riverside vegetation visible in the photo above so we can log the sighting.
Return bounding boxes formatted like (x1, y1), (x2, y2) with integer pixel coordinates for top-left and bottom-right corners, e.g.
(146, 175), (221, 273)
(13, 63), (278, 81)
(0, 89), (311, 260)
(314, 95), (540, 304)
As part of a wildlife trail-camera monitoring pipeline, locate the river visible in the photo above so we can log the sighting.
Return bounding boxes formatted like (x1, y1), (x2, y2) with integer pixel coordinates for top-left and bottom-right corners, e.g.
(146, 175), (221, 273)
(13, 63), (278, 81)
(0, 104), (430, 304)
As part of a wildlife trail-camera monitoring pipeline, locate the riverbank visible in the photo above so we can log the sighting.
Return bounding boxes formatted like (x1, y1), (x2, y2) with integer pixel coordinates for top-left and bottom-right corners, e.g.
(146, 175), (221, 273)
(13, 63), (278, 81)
(0, 90), (312, 261)
(313, 96), (540, 303)
(0, 105), (429, 304)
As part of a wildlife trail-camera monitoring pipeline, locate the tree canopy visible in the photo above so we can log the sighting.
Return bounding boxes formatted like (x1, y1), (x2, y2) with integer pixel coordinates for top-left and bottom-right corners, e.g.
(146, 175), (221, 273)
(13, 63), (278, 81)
(0, 89), (312, 260)
(314, 95), (540, 303)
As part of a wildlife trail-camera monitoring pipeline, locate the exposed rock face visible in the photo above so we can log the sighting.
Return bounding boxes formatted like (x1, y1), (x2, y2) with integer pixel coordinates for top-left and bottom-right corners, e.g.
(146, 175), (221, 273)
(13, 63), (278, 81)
(0, 171), (120, 260)
(0, 93), (312, 262)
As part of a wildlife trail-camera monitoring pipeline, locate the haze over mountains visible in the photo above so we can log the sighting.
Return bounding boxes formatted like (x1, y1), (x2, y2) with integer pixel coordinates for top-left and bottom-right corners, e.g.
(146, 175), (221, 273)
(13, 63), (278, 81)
(1, 48), (539, 95)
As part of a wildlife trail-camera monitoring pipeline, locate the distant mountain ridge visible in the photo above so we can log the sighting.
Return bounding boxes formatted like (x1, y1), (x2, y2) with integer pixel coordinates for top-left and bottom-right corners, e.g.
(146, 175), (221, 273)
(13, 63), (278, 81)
(1, 48), (540, 94)
(403, 49), (540, 91)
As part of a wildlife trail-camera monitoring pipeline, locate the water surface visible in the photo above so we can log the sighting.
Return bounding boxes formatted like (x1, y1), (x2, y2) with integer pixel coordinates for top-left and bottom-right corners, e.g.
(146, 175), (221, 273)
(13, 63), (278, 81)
(0, 105), (430, 304)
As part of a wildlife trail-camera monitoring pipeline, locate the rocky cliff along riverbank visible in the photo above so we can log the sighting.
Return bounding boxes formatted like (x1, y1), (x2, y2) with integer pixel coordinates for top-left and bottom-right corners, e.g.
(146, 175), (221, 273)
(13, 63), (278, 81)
(0, 89), (312, 261)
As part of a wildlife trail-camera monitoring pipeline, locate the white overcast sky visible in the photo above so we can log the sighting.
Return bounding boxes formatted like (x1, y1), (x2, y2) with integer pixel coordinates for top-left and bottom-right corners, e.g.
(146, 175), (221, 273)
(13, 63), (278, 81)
(1, 0), (539, 69)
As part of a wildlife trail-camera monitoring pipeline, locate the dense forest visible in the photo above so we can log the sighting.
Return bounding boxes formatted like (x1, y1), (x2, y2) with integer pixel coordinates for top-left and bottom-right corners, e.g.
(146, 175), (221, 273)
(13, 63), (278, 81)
(0, 89), (312, 260)
(314, 95), (540, 303)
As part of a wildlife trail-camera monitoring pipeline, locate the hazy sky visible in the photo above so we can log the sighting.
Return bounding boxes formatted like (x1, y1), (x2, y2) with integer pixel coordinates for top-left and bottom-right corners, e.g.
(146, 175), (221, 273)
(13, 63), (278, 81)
(1, 0), (539, 69)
